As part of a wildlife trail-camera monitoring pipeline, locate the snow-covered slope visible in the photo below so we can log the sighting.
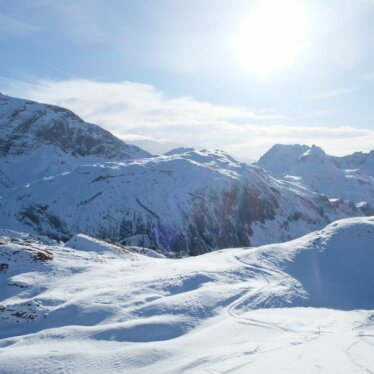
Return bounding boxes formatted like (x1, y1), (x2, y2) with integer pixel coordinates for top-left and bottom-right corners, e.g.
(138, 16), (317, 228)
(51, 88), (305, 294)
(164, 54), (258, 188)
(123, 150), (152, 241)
(0, 147), (367, 255)
(257, 144), (374, 206)
(0, 217), (373, 373)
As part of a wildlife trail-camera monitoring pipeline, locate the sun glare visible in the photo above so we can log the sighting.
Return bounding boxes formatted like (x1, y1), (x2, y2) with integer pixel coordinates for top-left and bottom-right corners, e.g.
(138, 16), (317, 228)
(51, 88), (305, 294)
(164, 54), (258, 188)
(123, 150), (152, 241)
(233, 0), (309, 75)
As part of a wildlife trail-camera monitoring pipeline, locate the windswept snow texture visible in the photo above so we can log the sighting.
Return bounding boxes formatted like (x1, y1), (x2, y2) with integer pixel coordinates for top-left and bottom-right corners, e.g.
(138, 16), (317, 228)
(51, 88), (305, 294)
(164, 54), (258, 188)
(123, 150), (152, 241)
(257, 144), (374, 207)
(0, 217), (373, 373)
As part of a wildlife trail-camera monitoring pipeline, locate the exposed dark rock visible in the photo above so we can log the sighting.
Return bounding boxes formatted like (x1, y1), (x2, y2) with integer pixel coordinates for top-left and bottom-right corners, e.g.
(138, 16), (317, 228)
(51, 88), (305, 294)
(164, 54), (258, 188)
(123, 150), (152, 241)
(17, 205), (70, 241)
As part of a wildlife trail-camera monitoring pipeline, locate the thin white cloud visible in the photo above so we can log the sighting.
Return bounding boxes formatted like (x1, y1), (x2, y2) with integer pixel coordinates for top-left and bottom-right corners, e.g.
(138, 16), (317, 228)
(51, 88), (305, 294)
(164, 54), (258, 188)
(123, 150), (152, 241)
(306, 88), (354, 100)
(15, 0), (108, 44)
(1, 79), (373, 160)
(0, 13), (40, 36)
(49, 1), (107, 44)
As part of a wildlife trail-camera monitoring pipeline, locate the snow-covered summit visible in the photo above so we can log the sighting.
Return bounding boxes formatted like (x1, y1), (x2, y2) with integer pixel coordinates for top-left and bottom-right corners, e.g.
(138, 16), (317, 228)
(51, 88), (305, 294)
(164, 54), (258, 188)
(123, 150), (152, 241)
(298, 144), (327, 161)
(256, 144), (310, 174)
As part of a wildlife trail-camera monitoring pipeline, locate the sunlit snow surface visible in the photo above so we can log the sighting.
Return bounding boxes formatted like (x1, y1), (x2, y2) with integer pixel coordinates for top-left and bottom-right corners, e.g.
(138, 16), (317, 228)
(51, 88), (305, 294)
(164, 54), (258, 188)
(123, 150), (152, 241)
(0, 217), (373, 373)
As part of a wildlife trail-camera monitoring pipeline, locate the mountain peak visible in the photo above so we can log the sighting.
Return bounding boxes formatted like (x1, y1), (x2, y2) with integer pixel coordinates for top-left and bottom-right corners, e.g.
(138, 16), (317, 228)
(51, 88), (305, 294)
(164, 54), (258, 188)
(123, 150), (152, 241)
(298, 144), (326, 161)
(256, 144), (310, 174)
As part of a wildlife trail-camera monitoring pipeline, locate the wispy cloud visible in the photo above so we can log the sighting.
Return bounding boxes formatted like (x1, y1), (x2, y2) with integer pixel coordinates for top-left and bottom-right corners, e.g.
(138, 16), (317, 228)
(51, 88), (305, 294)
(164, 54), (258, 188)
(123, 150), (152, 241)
(306, 88), (354, 100)
(1, 1), (108, 45)
(1, 79), (373, 160)
(45, 1), (108, 44)
(0, 13), (40, 36)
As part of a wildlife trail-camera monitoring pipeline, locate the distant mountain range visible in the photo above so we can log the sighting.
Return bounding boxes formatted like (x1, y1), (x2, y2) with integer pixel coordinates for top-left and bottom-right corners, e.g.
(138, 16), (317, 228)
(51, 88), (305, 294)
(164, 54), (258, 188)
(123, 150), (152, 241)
(0, 93), (372, 255)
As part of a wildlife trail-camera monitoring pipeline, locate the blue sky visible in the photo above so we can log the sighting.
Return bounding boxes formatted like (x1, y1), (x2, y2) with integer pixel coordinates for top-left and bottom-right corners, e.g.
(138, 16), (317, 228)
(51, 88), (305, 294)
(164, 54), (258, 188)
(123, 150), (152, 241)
(1, 0), (373, 159)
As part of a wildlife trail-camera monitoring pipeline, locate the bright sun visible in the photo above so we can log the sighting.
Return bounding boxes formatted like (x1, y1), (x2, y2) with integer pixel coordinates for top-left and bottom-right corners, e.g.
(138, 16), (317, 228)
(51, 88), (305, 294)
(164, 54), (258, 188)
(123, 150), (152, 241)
(233, 0), (309, 74)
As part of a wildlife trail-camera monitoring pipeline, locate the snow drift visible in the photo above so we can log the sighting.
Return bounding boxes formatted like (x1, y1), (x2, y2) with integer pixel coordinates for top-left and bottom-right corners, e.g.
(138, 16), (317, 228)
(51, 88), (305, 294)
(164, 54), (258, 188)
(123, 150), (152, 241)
(0, 217), (373, 372)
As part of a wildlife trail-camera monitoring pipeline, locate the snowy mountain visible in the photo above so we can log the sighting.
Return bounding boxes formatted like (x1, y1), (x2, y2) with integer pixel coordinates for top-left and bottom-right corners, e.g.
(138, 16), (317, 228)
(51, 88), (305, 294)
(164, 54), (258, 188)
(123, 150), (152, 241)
(0, 93), (150, 187)
(0, 217), (373, 372)
(0, 95), (370, 255)
(0, 146), (367, 255)
(256, 144), (374, 207)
